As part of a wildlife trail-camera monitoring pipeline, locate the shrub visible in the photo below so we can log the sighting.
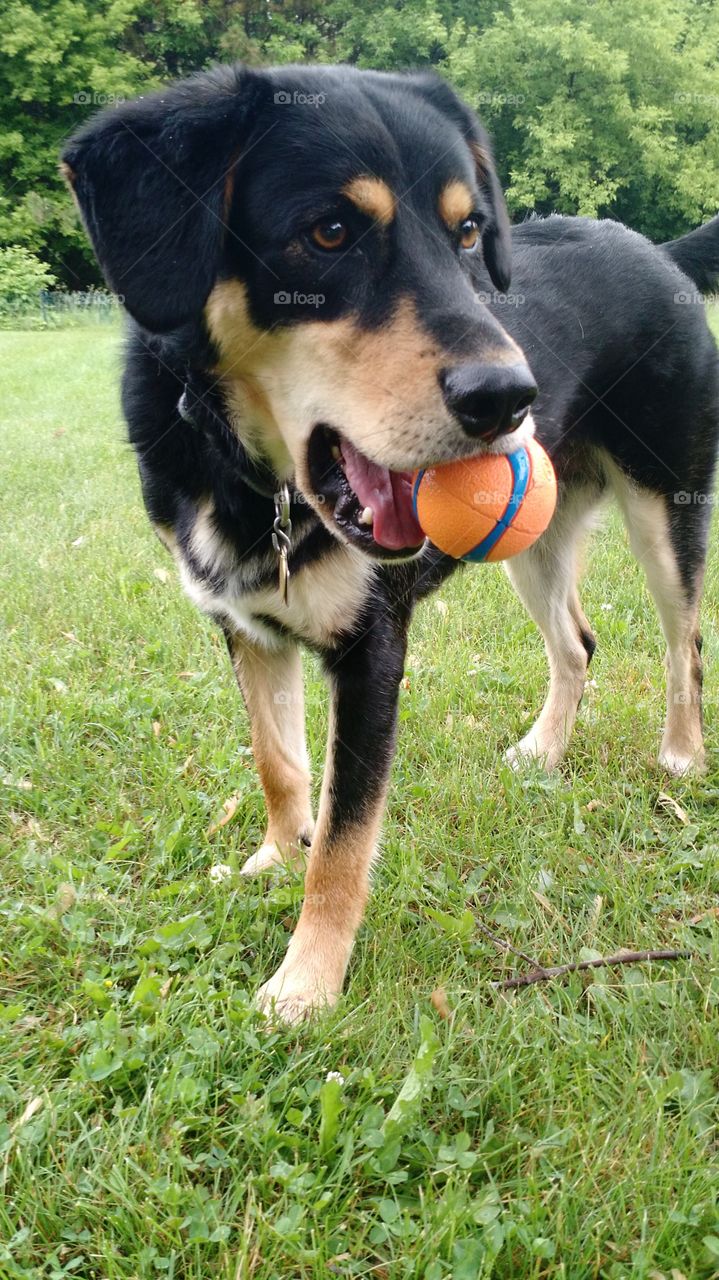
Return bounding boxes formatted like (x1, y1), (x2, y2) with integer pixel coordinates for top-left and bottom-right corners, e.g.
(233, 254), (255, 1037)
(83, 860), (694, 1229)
(0, 245), (57, 319)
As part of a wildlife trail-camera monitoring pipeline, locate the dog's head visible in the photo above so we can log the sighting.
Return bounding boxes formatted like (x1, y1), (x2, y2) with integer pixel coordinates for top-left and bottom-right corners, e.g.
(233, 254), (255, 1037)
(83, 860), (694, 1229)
(62, 64), (537, 558)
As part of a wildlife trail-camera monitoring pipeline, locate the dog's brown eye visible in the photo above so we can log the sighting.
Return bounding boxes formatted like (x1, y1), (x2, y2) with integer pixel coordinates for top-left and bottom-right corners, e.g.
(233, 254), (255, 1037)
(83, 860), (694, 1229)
(310, 220), (348, 251)
(460, 218), (480, 251)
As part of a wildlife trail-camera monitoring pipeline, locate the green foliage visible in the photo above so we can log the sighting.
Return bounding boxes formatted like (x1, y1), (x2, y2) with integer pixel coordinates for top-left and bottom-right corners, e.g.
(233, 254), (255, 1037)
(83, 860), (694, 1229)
(445, 0), (719, 236)
(0, 0), (156, 287)
(0, 244), (57, 328)
(1, 0), (719, 288)
(0, 244), (55, 309)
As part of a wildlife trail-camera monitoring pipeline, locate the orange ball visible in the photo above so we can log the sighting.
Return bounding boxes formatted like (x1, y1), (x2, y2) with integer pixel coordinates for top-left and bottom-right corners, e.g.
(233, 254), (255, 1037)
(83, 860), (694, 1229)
(412, 437), (557, 562)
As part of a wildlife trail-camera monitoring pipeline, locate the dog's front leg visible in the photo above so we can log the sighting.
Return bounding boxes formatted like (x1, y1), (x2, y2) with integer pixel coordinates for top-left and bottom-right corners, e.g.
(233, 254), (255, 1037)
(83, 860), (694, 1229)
(226, 630), (314, 874)
(257, 618), (407, 1023)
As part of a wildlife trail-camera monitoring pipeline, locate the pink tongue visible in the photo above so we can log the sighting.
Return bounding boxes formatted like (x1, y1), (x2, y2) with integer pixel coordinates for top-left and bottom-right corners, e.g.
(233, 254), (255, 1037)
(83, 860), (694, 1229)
(339, 436), (425, 551)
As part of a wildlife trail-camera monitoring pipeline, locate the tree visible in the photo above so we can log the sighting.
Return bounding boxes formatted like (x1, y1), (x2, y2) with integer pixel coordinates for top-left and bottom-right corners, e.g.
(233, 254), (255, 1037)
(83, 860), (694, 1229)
(444, 0), (719, 238)
(1, 0), (718, 288)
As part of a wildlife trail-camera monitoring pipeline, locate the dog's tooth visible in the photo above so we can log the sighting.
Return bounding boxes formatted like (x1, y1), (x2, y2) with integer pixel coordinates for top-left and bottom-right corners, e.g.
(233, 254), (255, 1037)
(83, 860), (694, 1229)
(331, 444), (342, 461)
(359, 506), (374, 526)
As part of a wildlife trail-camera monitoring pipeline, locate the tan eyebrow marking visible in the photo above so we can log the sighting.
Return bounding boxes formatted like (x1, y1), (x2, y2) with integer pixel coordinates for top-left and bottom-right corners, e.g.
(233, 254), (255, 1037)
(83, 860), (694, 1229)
(342, 176), (396, 226)
(439, 179), (474, 228)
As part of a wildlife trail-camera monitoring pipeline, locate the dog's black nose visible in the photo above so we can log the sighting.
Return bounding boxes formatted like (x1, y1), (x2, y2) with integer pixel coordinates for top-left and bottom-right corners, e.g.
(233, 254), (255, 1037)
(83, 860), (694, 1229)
(441, 362), (538, 440)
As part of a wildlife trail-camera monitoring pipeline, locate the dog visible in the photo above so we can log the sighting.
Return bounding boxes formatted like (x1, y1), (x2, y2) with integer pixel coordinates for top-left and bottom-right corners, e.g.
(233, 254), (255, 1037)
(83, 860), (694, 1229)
(61, 63), (719, 1022)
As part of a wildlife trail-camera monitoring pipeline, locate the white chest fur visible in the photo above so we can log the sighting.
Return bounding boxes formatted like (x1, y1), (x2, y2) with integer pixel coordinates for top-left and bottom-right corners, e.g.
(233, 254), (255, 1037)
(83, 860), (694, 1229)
(172, 499), (375, 649)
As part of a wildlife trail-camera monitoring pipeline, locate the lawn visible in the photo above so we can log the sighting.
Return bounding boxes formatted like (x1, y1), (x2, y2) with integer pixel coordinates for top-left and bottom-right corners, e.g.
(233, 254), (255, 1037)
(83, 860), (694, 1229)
(1, 325), (718, 1280)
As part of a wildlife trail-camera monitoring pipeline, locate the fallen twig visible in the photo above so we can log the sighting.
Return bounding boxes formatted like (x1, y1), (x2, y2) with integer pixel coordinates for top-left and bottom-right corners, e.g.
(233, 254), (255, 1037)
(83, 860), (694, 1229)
(475, 918), (541, 969)
(493, 948), (692, 991)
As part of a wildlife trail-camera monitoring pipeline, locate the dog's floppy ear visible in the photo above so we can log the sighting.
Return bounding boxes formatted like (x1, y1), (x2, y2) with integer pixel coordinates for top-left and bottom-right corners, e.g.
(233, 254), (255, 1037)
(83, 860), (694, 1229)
(61, 67), (263, 332)
(404, 74), (512, 293)
(465, 132), (512, 293)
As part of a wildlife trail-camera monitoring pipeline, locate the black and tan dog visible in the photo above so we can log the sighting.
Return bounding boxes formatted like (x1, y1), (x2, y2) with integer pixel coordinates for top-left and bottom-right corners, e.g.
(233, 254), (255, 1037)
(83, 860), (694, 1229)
(62, 64), (719, 1021)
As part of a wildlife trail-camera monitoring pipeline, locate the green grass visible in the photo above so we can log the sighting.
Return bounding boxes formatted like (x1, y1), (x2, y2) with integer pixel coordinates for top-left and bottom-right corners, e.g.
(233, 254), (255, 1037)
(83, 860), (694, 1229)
(1, 326), (718, 1280)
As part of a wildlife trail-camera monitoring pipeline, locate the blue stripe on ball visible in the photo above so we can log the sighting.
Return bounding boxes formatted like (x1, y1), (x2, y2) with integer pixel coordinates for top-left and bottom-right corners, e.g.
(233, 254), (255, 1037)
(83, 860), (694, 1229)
(462, 446), (531, 562)
(412, 469), (424, 520)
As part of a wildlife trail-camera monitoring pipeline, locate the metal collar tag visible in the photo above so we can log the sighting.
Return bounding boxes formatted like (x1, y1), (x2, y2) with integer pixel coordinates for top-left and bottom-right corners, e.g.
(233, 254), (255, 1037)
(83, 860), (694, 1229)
(272, 484), (292, 606)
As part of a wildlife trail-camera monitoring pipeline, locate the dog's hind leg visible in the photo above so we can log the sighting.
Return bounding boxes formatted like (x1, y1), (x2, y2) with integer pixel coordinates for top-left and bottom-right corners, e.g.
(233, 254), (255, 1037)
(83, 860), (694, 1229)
(226, 631), (315, 873)
(504, 482), (602, 771)
(608, 468), (708, 775)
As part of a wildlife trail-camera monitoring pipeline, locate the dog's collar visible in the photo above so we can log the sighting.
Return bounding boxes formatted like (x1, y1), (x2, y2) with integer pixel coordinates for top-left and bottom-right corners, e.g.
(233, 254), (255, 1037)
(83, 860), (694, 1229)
(177, 375), (286, 501)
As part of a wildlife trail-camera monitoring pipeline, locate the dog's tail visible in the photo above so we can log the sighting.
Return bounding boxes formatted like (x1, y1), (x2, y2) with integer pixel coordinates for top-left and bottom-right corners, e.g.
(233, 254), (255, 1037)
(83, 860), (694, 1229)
(662, 214), (719, 294)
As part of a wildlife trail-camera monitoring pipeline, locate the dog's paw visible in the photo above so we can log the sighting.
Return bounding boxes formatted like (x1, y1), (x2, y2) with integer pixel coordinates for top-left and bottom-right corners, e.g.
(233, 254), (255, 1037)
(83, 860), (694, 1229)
(658, 746), (705, 777)
(504, 732), (560, 772)
(239, 839), (307, 876)
(256, 959), (338, 1025)
(240, 842), (290, 875)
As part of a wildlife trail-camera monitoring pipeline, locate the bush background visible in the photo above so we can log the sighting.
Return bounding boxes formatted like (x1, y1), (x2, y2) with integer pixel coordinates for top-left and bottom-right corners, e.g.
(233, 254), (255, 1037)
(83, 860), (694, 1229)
(1, 0), (719, 291)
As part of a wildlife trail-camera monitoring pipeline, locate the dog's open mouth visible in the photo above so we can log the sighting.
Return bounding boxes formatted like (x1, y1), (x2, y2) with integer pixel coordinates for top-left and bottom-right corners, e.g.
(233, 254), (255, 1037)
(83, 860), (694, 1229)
(307, 425), (426, 556)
